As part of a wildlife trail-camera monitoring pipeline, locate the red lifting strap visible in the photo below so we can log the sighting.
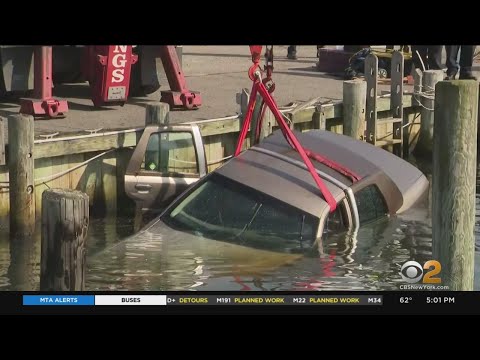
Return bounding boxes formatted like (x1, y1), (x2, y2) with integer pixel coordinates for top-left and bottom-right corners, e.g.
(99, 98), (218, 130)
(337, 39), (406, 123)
(249, 45), (263, 64)
(274, 120), (362, 183)
(304, 148), (362, 183)
(235, 48), (337, 212)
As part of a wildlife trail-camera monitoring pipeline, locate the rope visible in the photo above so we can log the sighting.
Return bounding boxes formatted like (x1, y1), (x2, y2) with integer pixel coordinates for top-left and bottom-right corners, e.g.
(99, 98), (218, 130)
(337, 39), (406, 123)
(413, 83), (436, 111)
(167, 154), (233, 166)
(415, 50), (426, 72)
(0, 149), (118, 190)
(34, 149), (117, 184)
(411, 48), (438, 112)
(1, 149), (234, 192)
(207, 155), (233, 166)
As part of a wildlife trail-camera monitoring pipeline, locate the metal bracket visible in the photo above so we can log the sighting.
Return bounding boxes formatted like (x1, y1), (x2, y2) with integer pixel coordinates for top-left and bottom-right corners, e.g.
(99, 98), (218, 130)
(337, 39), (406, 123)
(391, 51), (405, 158)
(365, 54), (378, 145)
(85, 128), (103, 135)
(0, 117), (5, 165)
(39, 132), (59, 139)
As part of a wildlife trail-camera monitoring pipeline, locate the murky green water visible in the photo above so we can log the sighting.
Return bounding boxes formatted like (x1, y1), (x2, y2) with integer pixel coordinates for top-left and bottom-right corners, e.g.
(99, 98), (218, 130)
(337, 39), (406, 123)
(1, 163), (479, 291)
(84, 200), (480, 291)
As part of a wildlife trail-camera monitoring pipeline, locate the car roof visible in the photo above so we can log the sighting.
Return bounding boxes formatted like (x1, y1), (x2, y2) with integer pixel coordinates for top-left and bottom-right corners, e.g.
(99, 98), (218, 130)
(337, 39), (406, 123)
(259, 130), (426, 195)
(216, 132), (346, 217)
(259, 130), (383, 185)
(292, 130), (427, 197)
(216, 129), (427, 217)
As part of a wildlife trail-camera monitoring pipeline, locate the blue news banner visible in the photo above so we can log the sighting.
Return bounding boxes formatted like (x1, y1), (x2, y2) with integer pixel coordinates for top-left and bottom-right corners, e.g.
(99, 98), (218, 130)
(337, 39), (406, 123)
(22, 294), (382, 306)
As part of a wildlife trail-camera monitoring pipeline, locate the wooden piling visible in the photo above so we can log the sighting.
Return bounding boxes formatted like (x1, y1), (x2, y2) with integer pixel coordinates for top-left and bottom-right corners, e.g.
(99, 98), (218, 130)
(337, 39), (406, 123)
(250, 95), (273, 145)
(412, 68), (422, 107)
(145, 102), (170, 126)
(40, 188), (89, 291)
(238, 88), (250, 126)
(259, 105), (274, 141)
(432, 80), (478, 290)
(414, 70), (444, 156)
(8, 114), (35, 237)
(238, 88), (258, 148)
(342, 80), (366, 140)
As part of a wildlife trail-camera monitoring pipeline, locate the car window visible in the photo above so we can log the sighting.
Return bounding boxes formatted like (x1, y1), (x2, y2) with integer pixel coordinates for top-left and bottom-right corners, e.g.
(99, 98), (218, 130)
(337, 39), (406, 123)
(323, 203), (348, 234)
(243, 199), (316, 251)
(162, 174), (319, 252)
(355, 184), (388, 224)
(142, 132), (198, 175)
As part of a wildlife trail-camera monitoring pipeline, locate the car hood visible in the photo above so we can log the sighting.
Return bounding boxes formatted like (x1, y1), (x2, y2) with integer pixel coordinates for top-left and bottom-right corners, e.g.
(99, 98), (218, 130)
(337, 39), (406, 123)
(151, 219), (304, 264)
(86, 218), (305, 291)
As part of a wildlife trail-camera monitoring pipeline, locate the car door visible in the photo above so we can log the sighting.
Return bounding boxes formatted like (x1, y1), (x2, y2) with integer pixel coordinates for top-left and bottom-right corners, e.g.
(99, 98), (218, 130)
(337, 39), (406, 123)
(125, 124), (207, 210)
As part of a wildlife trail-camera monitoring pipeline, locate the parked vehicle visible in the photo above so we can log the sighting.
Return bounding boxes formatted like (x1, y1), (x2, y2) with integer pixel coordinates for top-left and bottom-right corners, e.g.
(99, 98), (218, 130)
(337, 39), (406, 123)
(124, 126), (428, 251)
(344, 47), (413, 80)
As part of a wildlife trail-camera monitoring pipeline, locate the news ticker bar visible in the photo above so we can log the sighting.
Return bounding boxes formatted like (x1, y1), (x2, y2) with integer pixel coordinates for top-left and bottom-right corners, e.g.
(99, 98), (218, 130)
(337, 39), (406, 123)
(23, 295), (383, 306)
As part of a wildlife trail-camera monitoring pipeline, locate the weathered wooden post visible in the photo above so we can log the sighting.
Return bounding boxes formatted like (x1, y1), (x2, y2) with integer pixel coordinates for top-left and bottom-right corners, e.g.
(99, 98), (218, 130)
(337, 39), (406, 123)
(258, 104), (274, 141)
(238, 89), (273, 146)
(8, 121), (35, 291)
(8, 114), (35, 237)
(342, 80), (366, 140)
(250, 95), (273, 145)
(40, 189), (89, 291)
(238, 89), (253, 148)
(414, 70), (444, 156)
(145, 102), (170, 126)
(412, 68), (422, 107)
(237, 88), (250, 125)
(433, 80), (478, 290)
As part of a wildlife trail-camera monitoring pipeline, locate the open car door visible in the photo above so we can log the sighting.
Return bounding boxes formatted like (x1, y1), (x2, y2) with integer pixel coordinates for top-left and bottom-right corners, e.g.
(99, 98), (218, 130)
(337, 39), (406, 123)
(125, 124), (207, 211)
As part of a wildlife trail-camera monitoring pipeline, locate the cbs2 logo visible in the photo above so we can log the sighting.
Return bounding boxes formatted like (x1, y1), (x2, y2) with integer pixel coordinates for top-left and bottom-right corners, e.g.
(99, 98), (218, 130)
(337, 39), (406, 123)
(400, 260), (441, 284)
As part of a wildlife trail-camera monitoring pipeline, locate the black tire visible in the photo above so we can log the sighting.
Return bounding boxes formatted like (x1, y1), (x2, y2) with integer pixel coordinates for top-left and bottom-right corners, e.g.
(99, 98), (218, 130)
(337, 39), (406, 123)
(344, 67), (357, 80)
(378, 68), (388, 79)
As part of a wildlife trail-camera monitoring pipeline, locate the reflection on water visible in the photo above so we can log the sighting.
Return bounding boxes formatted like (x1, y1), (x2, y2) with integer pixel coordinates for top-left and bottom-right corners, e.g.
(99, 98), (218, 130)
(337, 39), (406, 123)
(87, 188), (479, 290)
(1, 233), (39, 291)
(0, 217), (135, 291)
(1, 177), (480, 291)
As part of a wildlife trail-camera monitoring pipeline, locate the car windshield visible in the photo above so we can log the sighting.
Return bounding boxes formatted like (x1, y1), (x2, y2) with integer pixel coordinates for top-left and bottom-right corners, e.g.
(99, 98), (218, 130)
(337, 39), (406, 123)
(161, 174), (319, 252)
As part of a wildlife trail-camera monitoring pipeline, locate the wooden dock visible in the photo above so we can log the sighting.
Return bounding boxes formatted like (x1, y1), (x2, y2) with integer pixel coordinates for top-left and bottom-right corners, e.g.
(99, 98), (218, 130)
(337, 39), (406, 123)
(0, 89), (422, 219)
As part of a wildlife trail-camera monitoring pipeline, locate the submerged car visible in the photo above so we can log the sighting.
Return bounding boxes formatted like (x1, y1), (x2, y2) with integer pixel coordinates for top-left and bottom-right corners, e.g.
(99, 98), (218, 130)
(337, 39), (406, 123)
(124, 124), (428, 250)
